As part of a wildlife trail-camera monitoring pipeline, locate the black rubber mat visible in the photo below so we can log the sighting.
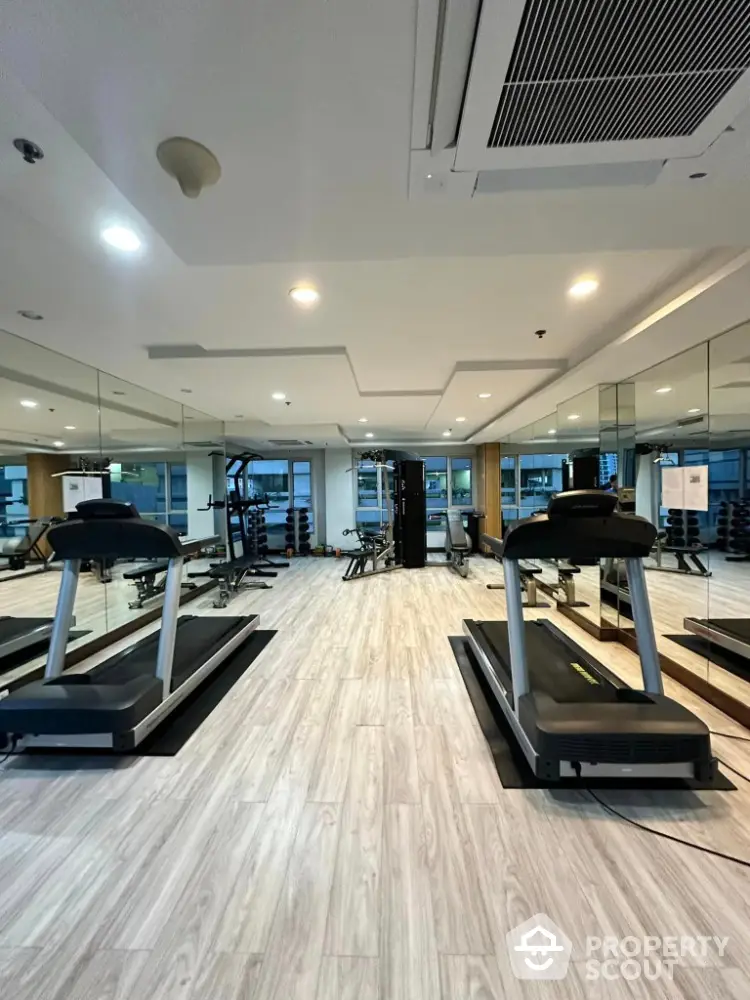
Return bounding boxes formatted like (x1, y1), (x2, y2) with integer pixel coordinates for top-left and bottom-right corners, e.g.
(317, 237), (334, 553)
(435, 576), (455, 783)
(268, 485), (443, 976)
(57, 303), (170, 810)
(138, 629), (276, 755)
(665, 633), (750, 685)
(450, 635), (733, 791)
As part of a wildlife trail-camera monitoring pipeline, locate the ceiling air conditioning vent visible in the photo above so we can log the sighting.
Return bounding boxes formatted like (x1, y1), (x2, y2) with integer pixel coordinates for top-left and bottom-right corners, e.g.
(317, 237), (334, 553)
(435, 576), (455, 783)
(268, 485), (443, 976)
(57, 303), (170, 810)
(455, 0), (750, 171)
(268, 439), (309, 447)
(489, 0), (750, 148)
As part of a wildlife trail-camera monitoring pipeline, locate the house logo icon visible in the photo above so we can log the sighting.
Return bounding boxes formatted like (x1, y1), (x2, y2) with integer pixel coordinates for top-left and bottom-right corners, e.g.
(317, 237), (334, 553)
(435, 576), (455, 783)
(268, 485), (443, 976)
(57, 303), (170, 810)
(506, 913), (573, 980)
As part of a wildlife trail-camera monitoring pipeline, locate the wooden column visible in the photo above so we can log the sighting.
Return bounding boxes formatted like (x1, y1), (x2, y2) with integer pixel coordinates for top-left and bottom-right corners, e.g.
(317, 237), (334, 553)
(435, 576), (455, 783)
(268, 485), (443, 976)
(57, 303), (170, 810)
(26, 453), (70, 556)
(475, 443), (501, 545)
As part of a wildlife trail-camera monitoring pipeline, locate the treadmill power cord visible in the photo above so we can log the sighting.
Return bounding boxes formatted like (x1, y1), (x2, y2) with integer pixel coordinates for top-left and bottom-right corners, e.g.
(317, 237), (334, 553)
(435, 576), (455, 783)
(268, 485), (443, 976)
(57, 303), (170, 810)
(571, 762), (750, 870)
(0, 734), (19, 765)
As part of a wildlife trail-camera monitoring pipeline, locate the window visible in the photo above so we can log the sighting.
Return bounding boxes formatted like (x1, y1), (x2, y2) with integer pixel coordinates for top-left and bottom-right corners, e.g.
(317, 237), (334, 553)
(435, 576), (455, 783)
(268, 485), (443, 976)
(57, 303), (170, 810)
(0, 464), (28, 537)
(451, 457), (473, 505)
(293, 461), (314, 532)
(110, 461), (189, 532)
(520, 453), (566, 509)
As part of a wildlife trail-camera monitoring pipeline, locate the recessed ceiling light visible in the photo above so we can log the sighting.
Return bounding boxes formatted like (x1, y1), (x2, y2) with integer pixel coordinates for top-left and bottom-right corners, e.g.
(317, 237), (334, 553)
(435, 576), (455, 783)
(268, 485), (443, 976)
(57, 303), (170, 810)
(180, 388), (192, 394)
(112, 390), (126, 396)
(358, 417), (368, 423)
(548, 428), (557, 435)
(568, 276), (599, 299)
(689, 172), (707, 179)
(442, 430), (452, 437)
(426, 173), (433, 179)
(568, 413), (580, 421)
(272, 392), (286, 401)
(365, 432), (374, 438)
(17, 309), (43, 321)
(234, 414), (244, 419)
(289, 286), (320, 307)
(455, 416), (466, 422)
(20, 399), (38, 408)
(53, 441), (64, 448)
(101, 225), (141, 252)
(63, 425), (76, 431)
(478, 393), (492, 399)
(656, 386), (672, 394)
(687, 408), (701, 414)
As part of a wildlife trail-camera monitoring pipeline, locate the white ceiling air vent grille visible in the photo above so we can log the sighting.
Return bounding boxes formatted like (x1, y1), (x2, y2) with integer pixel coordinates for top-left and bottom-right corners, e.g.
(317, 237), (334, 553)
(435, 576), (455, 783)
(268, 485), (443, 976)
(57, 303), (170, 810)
(489, 0), (750, 148)
(454, 0), (750, 170)
(267, 439), (311, 447)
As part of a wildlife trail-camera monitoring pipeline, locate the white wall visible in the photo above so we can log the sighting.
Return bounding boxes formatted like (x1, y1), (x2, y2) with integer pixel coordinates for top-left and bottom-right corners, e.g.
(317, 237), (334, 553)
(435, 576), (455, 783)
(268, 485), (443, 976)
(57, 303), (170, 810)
(186, 453), (216, 539)
(324, 448), (355, 549)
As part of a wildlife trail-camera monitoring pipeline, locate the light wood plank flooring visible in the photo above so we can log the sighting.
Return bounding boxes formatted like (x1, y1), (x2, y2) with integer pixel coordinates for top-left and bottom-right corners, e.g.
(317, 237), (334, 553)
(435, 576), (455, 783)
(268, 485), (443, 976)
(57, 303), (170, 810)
(1, 556), (750, 999)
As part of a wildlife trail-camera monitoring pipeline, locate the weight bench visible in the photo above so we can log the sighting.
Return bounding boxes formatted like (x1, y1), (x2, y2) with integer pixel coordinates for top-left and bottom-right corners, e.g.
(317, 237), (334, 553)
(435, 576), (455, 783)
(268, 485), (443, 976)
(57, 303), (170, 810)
(481, 533), (548, 607)
(189, 555), (276, 608)
(648, 542), (711, 577)
(124, 560), (197, 609)
(445, 508), (471, 579)
(536, 562), (588, 607)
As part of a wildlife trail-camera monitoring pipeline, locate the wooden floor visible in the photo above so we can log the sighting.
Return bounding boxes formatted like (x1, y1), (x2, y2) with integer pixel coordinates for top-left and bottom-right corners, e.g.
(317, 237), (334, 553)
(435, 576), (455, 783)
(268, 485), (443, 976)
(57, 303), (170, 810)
(1, 557), (750, 999)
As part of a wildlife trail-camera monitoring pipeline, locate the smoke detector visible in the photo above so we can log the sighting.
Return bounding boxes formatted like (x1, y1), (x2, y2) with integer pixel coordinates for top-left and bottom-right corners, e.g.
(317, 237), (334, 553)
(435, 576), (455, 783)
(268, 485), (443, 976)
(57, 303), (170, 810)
(156, 137), (221, 198)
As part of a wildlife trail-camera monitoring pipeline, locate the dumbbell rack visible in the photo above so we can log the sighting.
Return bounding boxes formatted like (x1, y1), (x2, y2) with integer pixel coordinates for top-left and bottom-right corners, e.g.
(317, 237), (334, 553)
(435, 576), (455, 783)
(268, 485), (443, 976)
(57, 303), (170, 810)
(285, 508), (311, 556)
(654, 508), (711, 576)
(718, 500), (750, 561)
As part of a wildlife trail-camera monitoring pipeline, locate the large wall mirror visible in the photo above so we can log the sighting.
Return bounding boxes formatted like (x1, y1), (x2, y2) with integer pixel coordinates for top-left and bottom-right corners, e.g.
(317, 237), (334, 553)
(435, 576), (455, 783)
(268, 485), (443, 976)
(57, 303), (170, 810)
(0, 330), (224, 689)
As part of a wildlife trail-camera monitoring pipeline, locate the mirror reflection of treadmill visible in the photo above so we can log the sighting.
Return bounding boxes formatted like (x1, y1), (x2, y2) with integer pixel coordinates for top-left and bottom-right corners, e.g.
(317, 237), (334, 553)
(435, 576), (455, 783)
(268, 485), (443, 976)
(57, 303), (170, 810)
(683, 617), (750, 663)
(0, 499), (258, 750)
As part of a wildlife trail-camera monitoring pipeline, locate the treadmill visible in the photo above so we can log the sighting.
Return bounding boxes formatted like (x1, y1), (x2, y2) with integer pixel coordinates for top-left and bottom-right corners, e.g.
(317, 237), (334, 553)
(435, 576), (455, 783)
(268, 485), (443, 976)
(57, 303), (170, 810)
(0, 617), (55, 663)
(464, 490), (713, 782)
(0, 499), (258, 751)
(683, 616), (750, 661)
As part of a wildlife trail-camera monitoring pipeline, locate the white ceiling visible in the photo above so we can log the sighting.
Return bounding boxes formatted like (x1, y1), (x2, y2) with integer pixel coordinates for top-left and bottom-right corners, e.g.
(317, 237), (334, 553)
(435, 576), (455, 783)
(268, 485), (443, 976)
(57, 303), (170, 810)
(1, 1), (750, 447)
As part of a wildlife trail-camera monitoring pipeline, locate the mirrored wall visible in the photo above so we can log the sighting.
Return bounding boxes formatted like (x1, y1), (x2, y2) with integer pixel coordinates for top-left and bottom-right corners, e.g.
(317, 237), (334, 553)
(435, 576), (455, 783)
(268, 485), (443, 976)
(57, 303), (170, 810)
(0, 328), (225, 682)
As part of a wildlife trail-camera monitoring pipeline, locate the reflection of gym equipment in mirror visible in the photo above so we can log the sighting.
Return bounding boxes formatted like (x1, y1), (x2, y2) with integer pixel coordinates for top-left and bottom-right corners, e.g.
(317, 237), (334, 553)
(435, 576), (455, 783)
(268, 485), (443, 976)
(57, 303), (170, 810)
(0, 499), (256, 751)
(0, 516), (59, 574)
(191, 451), (289, 607)
(485, 535), (588, 608)
(646, 510), (711, 576)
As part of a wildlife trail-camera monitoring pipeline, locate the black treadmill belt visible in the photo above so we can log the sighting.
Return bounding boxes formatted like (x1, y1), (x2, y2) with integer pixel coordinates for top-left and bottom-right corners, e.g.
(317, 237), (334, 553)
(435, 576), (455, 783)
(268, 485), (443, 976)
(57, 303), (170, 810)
(54, 616), (250, 692)
(691, 619), (750, 645)
(0, 618), (53, 642)
(476, 620), (619, 704)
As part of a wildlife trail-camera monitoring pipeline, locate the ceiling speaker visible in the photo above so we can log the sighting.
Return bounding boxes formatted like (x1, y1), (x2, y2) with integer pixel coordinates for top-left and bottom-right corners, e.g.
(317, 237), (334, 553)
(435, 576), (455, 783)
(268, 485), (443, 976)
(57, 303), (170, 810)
(156, 137), (221, 198)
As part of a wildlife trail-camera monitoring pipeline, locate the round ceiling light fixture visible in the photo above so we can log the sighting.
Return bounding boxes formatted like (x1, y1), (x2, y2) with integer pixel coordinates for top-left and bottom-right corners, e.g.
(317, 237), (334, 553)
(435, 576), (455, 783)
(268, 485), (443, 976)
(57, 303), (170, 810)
(568, 276), (599, 299)
(289, 286), (320, 307)
(568, 413), (581, 421)
(53, 440), (64, 448)
(272, 392), (286, 401)
(156, 136), (221, 198)
(20, 399), (38, 408)
(358, 417), (368, 423)
(442, 430), (452, 437)
(17, 309), (43, 321)
(656, 386), (673, 394)
(101, 226), (141, 253)
(455, 416), (466, 422)
(64, 425), (76, 430)
(687, 408), (702, 414)
(548, 428), (557, 435)
(478, 392), (492, 399)
(365, 432), (374, 438)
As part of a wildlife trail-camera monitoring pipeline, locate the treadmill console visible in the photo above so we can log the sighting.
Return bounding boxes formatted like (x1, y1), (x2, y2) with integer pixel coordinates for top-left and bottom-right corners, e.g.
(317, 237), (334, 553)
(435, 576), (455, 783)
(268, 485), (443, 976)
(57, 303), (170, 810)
(547, 490), (617, 518)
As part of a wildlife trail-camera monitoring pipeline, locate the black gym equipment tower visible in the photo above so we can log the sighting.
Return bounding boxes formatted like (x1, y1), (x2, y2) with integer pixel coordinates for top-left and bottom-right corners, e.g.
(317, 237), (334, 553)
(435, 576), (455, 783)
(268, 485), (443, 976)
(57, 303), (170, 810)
(0, 500), (258, 751)
(464, 491), (713, 783)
